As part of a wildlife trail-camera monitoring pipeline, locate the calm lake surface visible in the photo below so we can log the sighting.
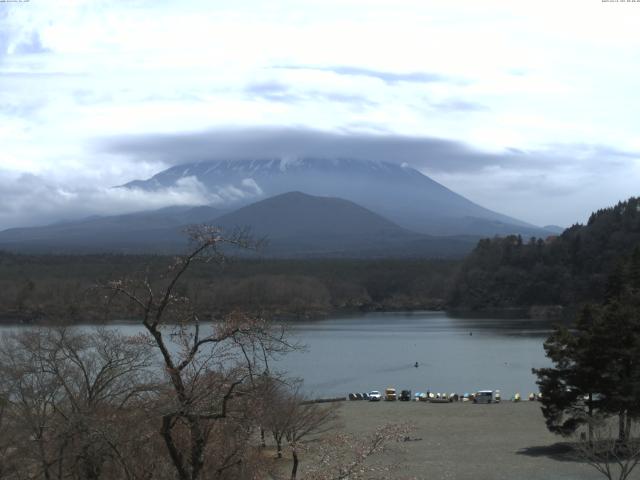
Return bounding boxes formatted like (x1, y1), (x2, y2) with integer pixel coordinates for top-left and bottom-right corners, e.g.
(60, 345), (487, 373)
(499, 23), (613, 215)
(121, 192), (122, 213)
(0, 311), (554, 398)
(276, 311), (554, 398)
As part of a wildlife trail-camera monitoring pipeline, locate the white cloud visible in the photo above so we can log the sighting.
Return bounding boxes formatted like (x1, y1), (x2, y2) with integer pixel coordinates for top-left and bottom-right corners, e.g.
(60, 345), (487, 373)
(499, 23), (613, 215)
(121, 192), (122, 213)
(429, 159), (640, 228)
(241, 178), (263, 196)
(0, 170), (214, 229)
(0, 168), (271, 230)
(0, 0), (639, 228)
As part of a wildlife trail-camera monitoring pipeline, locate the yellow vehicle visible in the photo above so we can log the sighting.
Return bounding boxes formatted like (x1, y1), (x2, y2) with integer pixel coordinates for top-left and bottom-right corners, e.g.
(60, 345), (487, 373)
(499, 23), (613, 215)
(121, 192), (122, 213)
(385, 387), (397, 401)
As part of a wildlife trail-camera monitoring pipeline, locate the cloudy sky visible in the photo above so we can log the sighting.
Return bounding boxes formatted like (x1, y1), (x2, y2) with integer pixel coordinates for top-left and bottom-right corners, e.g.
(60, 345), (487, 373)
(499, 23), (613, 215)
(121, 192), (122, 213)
(1, 0), (639, 230)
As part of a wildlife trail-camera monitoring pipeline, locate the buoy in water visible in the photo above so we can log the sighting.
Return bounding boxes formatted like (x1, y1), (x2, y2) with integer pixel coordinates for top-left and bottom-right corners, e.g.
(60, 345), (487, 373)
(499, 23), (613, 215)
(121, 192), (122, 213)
(414, 361), (419, 368)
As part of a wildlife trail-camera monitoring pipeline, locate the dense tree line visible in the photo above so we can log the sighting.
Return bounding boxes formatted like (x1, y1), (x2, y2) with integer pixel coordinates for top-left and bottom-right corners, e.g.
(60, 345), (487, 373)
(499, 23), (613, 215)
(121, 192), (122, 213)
(4, 197), (640, 322)
(533, 238), (640, 480)
(0, 253), (458, 323)
(450, 197), (640, 313)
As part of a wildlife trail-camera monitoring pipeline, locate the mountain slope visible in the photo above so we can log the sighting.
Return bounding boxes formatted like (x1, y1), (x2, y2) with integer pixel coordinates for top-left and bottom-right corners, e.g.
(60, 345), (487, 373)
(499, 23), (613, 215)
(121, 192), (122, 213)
(0, 192), (478, 257)
(0, 205), (221, 253)
(214, 191), (402, 239)
(122, 157), (549, 237)
(213, 192), (477, 257)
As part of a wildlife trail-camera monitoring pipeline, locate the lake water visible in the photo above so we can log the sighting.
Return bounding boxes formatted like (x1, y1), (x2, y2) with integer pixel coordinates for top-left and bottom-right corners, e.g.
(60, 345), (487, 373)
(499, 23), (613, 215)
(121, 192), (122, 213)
(276, 311), (554, 398)
(0, 311), (554, 398)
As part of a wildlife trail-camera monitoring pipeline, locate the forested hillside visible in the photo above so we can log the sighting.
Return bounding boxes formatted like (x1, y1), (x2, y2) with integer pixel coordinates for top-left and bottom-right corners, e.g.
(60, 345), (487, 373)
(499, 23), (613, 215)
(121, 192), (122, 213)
(5, 197), (640, 323)
(450, 197), (640, 312)
(0, 253), (458, 323)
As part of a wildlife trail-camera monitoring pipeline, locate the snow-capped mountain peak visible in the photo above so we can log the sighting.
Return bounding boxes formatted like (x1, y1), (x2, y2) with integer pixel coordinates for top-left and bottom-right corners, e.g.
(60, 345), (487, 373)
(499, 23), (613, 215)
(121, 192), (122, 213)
(122, 157), (541, 236)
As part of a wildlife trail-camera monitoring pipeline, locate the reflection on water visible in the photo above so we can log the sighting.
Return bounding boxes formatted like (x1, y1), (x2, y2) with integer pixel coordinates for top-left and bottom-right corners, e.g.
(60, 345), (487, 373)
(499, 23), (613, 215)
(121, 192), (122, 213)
(0, 311), (554, 398)
(274, 311), (553, 397)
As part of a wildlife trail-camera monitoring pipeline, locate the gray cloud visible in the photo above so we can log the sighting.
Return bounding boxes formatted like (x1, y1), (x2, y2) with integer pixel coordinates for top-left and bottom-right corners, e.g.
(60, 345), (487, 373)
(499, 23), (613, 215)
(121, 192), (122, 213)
(275, 65), (447, 84)
(316, 91), (376, 107)
(94, 127), (538, 173)
(244, 81), (376, 107)
(244, 81), (298, 102)
(324, 66), (445, 83)
(0, 97), (46, 117)
(0, 7), (49, 59)
(93, 127), (640, 228)
(95, 127), (640, 206)
(4, 128), (637, 230)
(0, 35), (8, 57)
(0, 11), (11, 57)
(13, 31), (50, 55)
(245, 81), (287, 95)
(430, 99), (488, 113)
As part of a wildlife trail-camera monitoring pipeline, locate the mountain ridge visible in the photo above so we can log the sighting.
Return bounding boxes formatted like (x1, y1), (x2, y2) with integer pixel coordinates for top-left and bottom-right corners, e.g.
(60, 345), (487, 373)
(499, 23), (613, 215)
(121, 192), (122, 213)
(122, 157), (549, 237)
(0, 191), (478, 258)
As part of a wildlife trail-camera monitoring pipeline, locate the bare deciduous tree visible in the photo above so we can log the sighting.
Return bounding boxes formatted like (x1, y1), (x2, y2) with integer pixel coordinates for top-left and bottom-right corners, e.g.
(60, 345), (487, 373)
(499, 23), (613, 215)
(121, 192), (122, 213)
(0, 227), (414, 480)
(263, 381), (339, 479)
(0, 388), (15, 479)
(575, 418), (640, 480)
(107, 226), (295, 480)
(0, 327), (156, 480)
(285, 399), (339, 480)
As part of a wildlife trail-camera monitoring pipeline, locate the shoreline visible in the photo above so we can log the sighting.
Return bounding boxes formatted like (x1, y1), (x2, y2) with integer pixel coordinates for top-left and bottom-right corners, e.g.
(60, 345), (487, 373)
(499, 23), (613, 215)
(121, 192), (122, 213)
(0, 303), (569, 326)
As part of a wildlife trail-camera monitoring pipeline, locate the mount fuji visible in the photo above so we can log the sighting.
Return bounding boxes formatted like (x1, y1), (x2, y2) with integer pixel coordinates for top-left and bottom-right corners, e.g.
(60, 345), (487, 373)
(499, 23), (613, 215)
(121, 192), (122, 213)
(0, 158), (555, 256)
(124, 157), (547, 237)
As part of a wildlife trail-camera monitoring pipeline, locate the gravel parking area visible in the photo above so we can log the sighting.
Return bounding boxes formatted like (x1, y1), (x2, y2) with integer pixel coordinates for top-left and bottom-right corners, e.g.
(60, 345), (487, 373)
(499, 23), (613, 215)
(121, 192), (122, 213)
(337, 400), (617, 480)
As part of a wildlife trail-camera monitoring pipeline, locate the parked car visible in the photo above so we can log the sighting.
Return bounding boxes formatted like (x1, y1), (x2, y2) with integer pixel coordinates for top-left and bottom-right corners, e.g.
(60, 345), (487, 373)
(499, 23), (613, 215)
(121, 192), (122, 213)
(580, 393), (604, 405)
(474, 390), (494, 404)
(361, 392), (370, 400)
(354, 393), (363, 400)
(385, 387), (397, 401)
(348, 393), (357, 401)
(369, 390), (382, 401)
(399, 389), (412, 401)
